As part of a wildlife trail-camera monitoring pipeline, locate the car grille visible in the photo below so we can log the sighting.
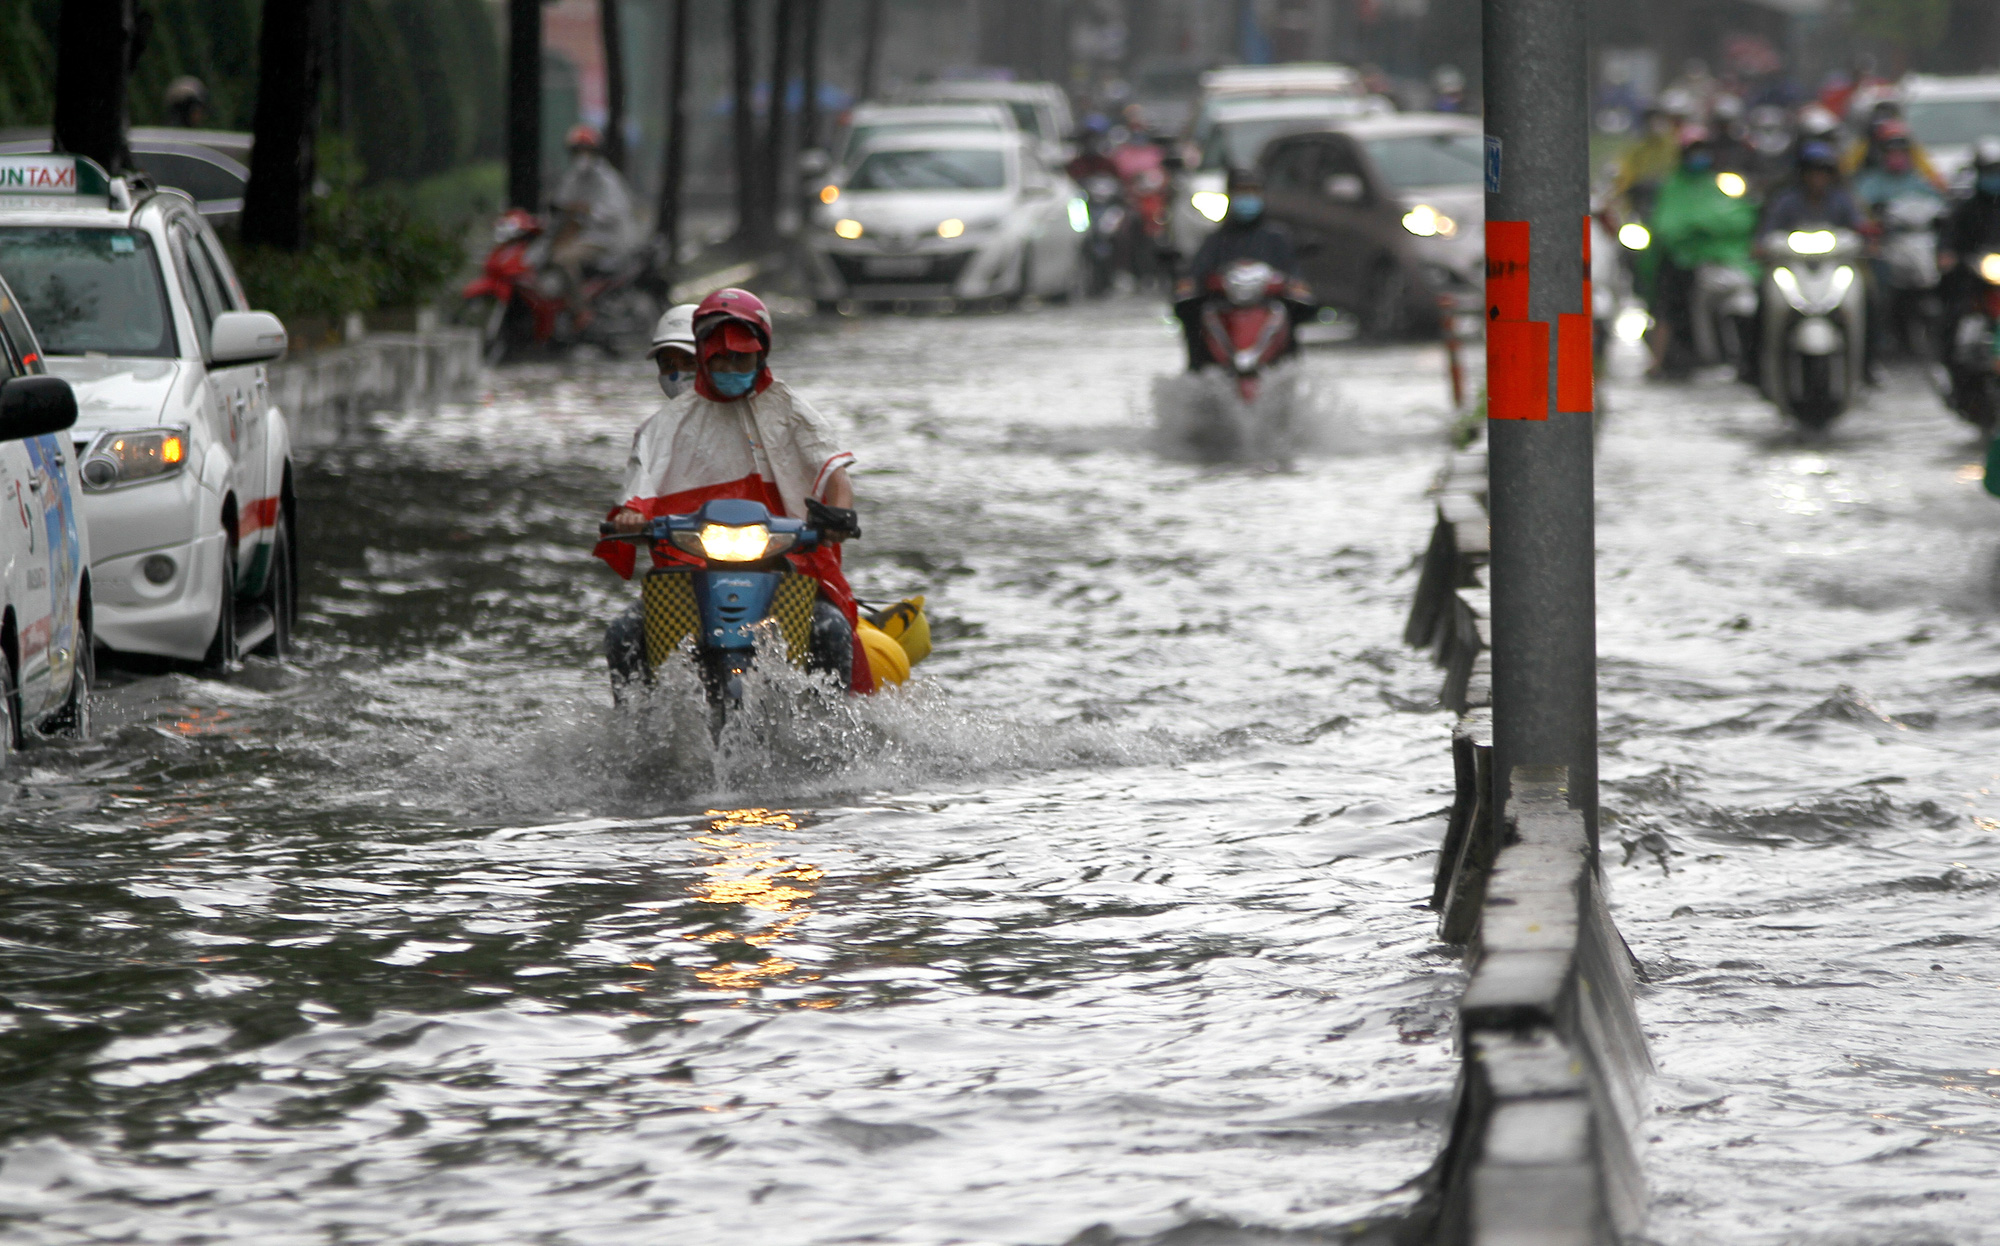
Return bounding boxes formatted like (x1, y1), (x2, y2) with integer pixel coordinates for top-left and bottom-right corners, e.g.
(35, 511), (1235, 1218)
(830, 251), (975, 288)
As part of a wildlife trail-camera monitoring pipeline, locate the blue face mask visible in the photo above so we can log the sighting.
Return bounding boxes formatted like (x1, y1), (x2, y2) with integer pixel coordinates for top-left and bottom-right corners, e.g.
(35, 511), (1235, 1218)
(1232, 194), (1265, 222)
(1685, 152), (1713, 172)
(709, 368), (758, 398)
(1981, 172), (2000, 195)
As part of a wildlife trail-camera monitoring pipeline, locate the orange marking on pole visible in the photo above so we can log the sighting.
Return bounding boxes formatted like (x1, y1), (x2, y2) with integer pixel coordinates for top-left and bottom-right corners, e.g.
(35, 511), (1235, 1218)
(1486, 220), (1531, 321)
(1488, 318), (1549, 420)
(1556, 312), (1593, 413)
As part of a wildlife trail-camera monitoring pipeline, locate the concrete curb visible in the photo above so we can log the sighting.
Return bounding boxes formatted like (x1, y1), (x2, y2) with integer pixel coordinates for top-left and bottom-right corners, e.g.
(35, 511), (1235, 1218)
(1404, 445), (1651, 1245)
(270, 327), (483, 452)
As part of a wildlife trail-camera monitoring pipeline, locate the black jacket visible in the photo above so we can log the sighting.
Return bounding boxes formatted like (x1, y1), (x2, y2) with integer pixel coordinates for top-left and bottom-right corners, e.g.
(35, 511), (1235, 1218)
(1184, 218), (1301, 298)
(1943, 193), (2000, 258)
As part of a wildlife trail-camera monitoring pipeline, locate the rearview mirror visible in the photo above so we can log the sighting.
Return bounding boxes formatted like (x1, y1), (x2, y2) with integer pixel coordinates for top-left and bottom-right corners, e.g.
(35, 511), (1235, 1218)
(1324, 173), (1365, 203)
(0, 375), (77, 442)
(210, 310), (288, 365)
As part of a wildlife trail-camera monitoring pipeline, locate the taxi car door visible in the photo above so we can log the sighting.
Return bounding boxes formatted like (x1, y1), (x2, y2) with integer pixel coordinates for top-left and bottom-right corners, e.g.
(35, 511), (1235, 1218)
(0, 304), (66, 718)
(191, 224), (272, 547)
(165, 217), (253, 532)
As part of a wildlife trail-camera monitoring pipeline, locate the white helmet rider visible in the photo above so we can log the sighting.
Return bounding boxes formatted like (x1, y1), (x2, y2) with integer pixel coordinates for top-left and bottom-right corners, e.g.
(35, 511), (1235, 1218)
(648, 303), (699, 398)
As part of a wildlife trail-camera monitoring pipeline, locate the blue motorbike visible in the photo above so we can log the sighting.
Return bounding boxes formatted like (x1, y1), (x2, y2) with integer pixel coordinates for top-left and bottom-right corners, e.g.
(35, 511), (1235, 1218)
(599, 497), (858, 722)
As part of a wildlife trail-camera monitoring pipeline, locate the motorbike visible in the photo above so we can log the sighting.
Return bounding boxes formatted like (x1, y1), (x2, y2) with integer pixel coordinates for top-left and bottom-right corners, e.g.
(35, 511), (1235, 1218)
(1758, 226), (1867, 430)
(460, 209), (661, 364)
(1941, 246), (2000, 433)
(1689, 261), (1759, 369)
(1198, 259), (1297, 406)
(1081, 174), (1125, 296)
(1874, 194), (1945, 359)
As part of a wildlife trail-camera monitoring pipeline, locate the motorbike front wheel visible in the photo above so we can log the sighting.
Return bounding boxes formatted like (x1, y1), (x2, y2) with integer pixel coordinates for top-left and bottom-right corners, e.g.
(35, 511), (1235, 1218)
(1792, 354), (1843, 430)
(1951, 366), (2000, 433)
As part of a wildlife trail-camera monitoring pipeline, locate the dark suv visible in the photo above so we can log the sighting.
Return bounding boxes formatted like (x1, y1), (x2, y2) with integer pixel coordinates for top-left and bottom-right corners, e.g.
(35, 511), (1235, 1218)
(1259, 114), (1484, 338)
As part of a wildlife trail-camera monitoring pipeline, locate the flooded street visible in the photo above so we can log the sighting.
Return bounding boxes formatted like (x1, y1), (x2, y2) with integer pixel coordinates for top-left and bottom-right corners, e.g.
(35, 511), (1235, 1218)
(0, 300), (1470, 1243)
(1594, 352), (2000, 1243)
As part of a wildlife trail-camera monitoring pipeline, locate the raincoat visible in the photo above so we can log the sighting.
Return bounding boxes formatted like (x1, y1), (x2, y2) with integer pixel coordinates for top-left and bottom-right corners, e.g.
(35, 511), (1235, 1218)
(552, 151), (639, 254)
(1648, 168), (1759, 275)
(591, 378), (869, 691)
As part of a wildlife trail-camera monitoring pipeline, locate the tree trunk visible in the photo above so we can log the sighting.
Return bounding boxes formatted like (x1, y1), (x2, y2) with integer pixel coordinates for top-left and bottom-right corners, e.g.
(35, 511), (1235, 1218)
(240, 0), (325, 251)
(52, 0), (134, 175)
(761, 0), (794, 243)
(657, 0), (689, 276)
(799, 0), (821, 155)
(507, 0), (542, 211)
(859, 0), (884, 101)
(599, 0), (626, 170)
(732, 0), (759, 242)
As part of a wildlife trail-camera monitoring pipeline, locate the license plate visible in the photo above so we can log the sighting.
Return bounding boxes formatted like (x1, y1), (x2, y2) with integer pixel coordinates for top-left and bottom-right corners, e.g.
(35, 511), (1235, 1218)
(862, 257), (930, 278)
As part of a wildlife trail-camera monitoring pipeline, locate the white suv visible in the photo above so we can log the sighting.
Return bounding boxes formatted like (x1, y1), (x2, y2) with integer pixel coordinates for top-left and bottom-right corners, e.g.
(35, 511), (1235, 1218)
(0, 155), (295, 667)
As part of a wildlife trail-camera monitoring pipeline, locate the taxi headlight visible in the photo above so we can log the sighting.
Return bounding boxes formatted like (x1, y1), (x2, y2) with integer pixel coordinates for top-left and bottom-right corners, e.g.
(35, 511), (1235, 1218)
(1190, 191), (1229, 223)
(1618, 223), (1651, 250)
(937, 218), (965, 239)
(671, 524), (796, 563)
(833, 218), (863, 239)
(81, 427), (186, 491)
(1402, 204), (1454, 237)
(1978, 253), (2000, 285)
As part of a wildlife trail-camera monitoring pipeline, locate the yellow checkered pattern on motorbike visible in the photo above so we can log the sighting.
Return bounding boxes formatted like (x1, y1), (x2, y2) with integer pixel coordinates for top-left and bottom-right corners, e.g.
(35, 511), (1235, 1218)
(642, 568), (819, 671)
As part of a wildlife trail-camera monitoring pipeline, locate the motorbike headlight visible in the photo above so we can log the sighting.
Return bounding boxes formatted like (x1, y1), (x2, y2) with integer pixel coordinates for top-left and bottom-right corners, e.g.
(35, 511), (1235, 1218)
(1716, 172), (1748, 198)
(1191, 191), (1229, 223)
(1787, 230), (1837, 255)
(1401, 204), (1455, 238)
(1067, 197), (1089, 233)
(81, 427), (187, 491)
(1979, 253), (2000, 284)
(833, 219), (864, 239)
(1618, 223), (1650, 251)
(674, 524), (796, 563)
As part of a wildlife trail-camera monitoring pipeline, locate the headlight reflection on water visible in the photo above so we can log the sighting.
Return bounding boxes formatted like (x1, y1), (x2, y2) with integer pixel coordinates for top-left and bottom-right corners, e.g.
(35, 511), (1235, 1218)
(685, 809), (824, 994)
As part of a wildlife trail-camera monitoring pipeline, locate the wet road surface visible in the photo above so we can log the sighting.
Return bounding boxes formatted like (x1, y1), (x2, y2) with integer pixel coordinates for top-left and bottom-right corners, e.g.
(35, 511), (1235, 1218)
(0, 300), (1471, 1244)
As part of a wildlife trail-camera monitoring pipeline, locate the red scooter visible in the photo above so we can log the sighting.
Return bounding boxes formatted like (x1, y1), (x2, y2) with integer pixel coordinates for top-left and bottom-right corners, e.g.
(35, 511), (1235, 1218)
(1198, 259), (1297, 404)
(459, 209), (660, 363)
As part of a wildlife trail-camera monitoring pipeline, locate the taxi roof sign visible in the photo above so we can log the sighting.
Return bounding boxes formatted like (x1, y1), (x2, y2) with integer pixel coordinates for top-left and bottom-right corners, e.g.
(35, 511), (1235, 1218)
(0, 155), (112, 198)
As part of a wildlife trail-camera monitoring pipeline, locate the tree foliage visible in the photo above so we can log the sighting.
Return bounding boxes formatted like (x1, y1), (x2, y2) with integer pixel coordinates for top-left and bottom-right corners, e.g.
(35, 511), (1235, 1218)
(1851, 0), (1953, 53)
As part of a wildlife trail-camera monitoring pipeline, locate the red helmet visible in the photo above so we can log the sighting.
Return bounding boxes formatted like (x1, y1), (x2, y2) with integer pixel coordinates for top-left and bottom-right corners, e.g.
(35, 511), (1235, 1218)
(566, 124), (602, 151)
(1872, 118), (1911, 144)
(693, 288), (773, 354)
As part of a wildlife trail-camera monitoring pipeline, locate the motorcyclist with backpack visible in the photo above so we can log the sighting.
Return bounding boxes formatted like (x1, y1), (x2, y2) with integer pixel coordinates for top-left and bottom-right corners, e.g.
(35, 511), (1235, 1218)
(595, 289), (869, 692)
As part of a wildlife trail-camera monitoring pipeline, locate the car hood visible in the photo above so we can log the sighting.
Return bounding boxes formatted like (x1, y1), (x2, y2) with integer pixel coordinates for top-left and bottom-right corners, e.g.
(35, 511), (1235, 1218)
(42, 357), (182, 435)
(836, 191), (1019, 232)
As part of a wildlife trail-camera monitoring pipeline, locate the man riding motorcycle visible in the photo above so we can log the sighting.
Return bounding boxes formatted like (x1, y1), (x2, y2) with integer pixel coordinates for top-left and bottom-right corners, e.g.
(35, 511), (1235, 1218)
(1939, 138), (2000, 310)
(1173, 168), (1313, 368)
(1852, 121), (1945, 364)
(551, 125), (640, 293)
(1645, 126), (1759, 379)
(595, 289), (869, 693)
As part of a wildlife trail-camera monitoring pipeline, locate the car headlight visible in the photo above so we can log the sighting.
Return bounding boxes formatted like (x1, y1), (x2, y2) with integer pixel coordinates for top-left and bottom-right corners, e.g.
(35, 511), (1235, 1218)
(1402, 204), (1455, 237)
(81, 427), (186, 490)
(937, 218), (965, 239)
(1978, 252), (2000, 284)
(1618, 223), (1650, 250)
(671, 524), (796, 563)
(1067, 197), (1089, 233)
(1716, 172), (1747, 198)
(833, 218), (863, 239)
(1190, 191), (1229, 223)
(1787, 229), (1837, 255)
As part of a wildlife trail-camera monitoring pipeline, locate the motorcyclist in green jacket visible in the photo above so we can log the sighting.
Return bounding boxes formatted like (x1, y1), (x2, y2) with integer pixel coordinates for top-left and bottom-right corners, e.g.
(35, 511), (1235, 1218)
(1646, 126), (1760, 379)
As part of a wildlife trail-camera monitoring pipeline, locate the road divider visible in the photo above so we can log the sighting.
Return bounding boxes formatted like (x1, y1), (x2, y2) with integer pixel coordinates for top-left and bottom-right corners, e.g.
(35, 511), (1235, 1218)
(1403, 441), (1651, 1245)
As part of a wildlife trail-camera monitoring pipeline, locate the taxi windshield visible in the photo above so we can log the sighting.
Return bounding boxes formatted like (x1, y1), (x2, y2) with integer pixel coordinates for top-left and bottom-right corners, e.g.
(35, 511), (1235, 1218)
(0, 227), (177, 358)
(849, 149), (1008, 191)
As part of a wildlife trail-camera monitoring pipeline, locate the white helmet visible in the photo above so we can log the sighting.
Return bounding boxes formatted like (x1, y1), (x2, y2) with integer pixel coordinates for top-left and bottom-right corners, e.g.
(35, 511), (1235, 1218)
(647, 303), (698, 359)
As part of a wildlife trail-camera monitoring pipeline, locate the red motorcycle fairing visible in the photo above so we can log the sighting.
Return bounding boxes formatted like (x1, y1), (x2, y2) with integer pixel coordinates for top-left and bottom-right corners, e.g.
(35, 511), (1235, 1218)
(1198, 261), (1295, 402)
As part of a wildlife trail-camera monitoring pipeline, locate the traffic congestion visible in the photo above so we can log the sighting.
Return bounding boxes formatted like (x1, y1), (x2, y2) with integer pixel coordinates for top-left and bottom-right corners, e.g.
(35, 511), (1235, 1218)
(0, 1), (1998, 1242)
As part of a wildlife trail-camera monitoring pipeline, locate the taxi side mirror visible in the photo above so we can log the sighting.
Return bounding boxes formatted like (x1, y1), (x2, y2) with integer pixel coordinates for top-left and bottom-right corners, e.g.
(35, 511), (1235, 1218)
(0, 375), (78, 442)
(210, 310), (288, 365)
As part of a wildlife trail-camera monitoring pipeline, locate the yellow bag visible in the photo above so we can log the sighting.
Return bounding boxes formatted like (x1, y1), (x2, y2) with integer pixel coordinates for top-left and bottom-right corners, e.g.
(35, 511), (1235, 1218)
(867, 596), (931, 666)
(856, 621), (911, 689)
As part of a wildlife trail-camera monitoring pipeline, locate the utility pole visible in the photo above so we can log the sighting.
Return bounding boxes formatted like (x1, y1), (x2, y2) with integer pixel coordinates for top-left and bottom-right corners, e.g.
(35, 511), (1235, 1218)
(240, 0), (325, 250)
(599, 0), (627, 170)
(1482, 0), (1598, 837)
(657, 0), (689, 277)
(799, 0), (822, 157)
(507, 0), (543, 211)
(731, 0), (759, 242)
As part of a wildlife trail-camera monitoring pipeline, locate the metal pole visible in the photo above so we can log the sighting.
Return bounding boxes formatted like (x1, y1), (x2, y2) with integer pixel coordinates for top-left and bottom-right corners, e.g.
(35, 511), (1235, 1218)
(732, 0), (757, 241)
(599, 0), (627, 171)
(763, 0), (795, 243)
(507, 0), (542, 211)
(657, 0), (688, 277)
(1482, 0), (1598, 839)
(858, 0), (883, 101)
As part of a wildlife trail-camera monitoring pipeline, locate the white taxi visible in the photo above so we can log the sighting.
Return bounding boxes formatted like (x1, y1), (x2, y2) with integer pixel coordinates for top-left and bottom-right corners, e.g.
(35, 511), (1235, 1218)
(0, 155), (294, 668)
(0, 268), (94, 751)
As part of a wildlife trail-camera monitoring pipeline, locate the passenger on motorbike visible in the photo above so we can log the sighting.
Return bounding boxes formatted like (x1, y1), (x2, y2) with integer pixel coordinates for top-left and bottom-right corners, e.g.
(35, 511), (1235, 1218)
(551, 125), (639, 291)
(1852, 123), (1945, 365)
(1841, 104), (1946, 190)
(597, 289), (868, 692)
(648, 303), (700, 399)
(1173, 168), (1313, 370)
(1644, 127), (1759, 379)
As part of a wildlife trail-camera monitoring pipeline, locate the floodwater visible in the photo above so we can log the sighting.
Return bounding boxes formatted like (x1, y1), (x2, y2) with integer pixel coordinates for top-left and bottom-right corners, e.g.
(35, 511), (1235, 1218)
(0, 300), (1474, 1244)
(1594, 350), (2000, 1243)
